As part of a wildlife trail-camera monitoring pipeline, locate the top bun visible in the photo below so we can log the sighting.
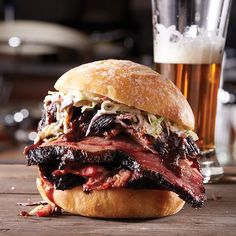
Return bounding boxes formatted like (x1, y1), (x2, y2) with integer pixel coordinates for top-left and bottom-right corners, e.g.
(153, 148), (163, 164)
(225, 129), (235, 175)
(55, 59), (194, 129)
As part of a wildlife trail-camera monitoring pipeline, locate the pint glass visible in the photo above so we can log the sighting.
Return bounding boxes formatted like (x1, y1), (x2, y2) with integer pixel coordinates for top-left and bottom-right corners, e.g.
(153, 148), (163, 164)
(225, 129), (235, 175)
(152, 0), (232, 183)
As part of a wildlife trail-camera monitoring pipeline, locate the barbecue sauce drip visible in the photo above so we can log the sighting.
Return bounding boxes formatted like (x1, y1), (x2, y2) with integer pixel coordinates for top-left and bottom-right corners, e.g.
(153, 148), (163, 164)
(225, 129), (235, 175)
(37, 167), (57, 207)
(44, 185), (55, 206)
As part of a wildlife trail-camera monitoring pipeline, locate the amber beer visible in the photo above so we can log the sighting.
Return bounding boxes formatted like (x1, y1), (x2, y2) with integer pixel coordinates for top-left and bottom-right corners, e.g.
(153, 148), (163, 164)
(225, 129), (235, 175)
(152, 0), (232, 182)
(155, 62), (221, 151)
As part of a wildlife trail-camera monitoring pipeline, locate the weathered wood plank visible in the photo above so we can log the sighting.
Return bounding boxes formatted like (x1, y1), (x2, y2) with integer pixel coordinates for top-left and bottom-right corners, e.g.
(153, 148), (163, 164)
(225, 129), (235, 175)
(0, 165), (36, 178)
(0, 165), (236, 235)
(0, 192), (235, 236)
(0, 148), (25, 164)
(0, 165), (38, 194)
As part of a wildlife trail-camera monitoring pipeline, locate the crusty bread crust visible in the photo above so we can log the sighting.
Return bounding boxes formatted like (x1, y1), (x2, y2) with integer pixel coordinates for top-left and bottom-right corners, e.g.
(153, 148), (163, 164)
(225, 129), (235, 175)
(54, 59), (194, 129)
(37, 178), (185, 218)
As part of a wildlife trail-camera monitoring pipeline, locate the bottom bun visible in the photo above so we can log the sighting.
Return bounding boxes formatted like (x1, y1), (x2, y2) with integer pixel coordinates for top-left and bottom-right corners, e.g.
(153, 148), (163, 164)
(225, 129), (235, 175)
(36, 178), (185, 218)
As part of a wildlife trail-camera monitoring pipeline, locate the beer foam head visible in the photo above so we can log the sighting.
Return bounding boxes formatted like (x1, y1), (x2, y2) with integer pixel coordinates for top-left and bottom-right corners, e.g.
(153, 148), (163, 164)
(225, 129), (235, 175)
(153, 24), (225, 64)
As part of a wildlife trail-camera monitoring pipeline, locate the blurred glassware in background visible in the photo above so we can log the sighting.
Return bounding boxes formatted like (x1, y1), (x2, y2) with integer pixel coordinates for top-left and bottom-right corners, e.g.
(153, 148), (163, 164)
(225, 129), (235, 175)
(216, 49), (236, 166)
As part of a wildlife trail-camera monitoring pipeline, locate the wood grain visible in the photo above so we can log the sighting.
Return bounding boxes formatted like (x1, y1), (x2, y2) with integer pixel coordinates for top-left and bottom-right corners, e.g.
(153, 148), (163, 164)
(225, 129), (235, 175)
(0, 165), (38, 194)
(0, 165), (236, 236)
(0, 147), (26, 164)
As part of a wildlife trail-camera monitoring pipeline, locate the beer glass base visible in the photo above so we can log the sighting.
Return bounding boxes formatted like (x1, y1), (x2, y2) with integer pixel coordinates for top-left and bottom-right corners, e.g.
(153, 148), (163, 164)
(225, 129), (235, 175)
(199, 149), (224, 184)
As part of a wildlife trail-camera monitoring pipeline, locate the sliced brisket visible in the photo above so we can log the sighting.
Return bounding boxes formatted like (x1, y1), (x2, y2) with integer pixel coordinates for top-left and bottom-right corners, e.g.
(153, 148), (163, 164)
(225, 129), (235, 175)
(26, 137), (206, 208)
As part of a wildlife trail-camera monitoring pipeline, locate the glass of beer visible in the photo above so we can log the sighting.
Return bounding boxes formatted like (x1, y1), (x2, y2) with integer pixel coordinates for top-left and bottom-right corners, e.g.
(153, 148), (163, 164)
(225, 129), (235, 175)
(152, 0), (232, 183)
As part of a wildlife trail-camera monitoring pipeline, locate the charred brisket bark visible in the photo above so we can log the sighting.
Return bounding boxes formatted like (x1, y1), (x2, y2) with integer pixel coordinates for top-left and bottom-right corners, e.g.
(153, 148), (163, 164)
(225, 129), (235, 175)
(26, 138), (206, 208)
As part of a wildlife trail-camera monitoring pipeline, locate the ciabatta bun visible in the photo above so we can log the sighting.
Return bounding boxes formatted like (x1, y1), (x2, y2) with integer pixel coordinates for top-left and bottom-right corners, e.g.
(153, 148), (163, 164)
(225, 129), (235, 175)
(55, 59), (194, 129)
(37, 178), (185, 218)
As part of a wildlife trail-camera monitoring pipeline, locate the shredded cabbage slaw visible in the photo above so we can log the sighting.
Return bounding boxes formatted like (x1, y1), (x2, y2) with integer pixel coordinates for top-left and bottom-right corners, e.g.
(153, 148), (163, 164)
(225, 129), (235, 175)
(35, 90), (198, 143)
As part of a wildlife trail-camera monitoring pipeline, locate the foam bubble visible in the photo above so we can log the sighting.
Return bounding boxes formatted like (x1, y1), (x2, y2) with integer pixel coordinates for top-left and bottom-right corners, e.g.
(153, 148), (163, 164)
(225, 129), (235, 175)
(153, 24), (225, 64)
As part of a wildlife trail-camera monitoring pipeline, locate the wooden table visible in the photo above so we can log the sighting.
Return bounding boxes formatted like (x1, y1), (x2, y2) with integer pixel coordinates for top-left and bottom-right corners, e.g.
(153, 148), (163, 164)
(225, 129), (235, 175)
(0, 164), (236, 236)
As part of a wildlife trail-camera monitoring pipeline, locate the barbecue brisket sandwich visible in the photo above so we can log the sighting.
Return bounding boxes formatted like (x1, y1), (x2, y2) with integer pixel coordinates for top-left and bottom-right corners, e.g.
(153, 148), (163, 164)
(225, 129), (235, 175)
(24, 59), (206, 218)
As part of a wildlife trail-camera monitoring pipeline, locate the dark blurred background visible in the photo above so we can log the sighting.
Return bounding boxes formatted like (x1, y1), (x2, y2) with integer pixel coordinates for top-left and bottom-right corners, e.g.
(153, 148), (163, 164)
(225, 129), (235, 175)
(0, 0), (236, 164)
(0, 0), (153, 103)
(0, 0), (235, 103)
